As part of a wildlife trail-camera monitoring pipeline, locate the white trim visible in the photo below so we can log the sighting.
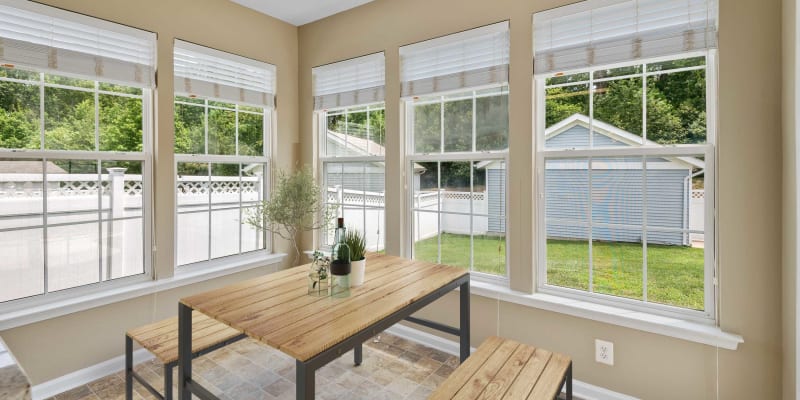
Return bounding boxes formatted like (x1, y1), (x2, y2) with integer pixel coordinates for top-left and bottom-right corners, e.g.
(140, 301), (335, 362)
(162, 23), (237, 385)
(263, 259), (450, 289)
(469, 280), (742, 350)
(0, 252), (285, 330)
(386, 323), (640, 400)
(31, 348), (155, 400)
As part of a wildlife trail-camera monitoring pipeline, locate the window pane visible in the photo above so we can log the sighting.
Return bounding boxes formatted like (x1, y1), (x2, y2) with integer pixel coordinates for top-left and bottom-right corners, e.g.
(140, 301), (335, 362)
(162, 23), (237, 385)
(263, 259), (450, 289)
(210, 163), (241, 259)
(545, 158), (589, 224)
(369, 108), (386, 156)
(591, 157), (644, 227)
(175, 102), (205, 154)
(0, 66), (38, 81)
(44, 87), (94, 151)
(443, 98), (472, 152)
(440, 162), (471, 213)
(414, 162), (439, 211)
(99, 161), (144, 281)
(473, 216), (506, 276)
(0, 229), (44, 302)
(413, 211), (439, 264)
(0, 158), (45, 302)
(208, 108), (236, 155)
(546, 225), (589, 291)
(98, 82), (142, 95)
(592, 227), (643, 300)
(646, 70), (706, 144)
(0, 80), (40, 150)
(46, 160), (99, 226)
(414, 102), (441, 153)
(647, 56), (705, 72)
(47, 222), (100, 292)
(476, 92), (508, 151)
(364, 206), (384, 252)
(545, 83), (589, 132)
(99, 94), (142, 152)
(593, 65), (642, 80)
(646, 231), (704, 310)
(546, 72), (589, 86)
(346, 109), (369, 157)
(592, 77), (643, 144)
(238, 110), (264, 156)
(440, 229), (470, 270)
(177, 162), (209, 266)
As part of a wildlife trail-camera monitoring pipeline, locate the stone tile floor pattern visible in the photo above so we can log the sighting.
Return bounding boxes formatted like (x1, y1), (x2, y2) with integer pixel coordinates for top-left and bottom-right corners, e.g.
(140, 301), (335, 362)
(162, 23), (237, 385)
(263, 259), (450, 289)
(48, 332), (459, 400)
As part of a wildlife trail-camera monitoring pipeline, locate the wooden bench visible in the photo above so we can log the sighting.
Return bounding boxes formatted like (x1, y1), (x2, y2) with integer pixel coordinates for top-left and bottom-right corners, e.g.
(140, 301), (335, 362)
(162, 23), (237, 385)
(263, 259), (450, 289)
(430, 336), (573, 400)
(124, 311), (245, 400)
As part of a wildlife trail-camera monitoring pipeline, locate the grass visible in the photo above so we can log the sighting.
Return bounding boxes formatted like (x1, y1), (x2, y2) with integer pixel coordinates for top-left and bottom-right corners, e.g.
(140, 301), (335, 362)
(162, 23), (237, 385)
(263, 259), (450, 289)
(415, 234), (705, 310)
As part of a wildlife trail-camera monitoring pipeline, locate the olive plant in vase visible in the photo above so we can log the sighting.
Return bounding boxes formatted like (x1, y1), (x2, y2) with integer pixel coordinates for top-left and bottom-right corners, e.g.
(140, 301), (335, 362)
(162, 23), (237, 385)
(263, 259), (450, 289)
(344, 227), (367, 286)
(244, 166), (337, 266)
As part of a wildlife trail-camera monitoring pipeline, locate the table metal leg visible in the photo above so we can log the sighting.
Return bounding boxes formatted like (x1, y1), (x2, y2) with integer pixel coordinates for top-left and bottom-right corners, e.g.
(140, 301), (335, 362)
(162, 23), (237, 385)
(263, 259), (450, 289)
(459, 280), (471, 362)
(165, 365), (173, 400)
(354, 343), (363, 366)
(178, 303), (192, 400)
(296, 360), (314, 400)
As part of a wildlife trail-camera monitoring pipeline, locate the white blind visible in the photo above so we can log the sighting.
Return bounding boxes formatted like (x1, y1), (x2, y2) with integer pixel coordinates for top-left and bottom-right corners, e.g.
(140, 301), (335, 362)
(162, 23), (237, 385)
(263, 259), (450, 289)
(400, 21), (509, 97)
(0, 0), (156, 88)
(533, 0), (718, 75)
(313, 53), (384, 110)
(174, 40), (276, 108)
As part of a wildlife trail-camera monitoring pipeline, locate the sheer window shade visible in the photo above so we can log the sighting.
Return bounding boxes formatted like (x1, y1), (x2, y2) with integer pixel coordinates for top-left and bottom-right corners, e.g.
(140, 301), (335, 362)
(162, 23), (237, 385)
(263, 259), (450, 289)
(313, 52), (385, 110)
(533, 0), (718, 75)
(0, 0), (156, 88)
(400, 21), (509, 97)
(174, 40), (276, 108)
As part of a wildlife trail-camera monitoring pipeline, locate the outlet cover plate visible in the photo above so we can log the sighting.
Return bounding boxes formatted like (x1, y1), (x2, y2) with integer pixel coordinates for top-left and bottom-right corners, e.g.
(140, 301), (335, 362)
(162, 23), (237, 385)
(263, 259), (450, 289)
(595, 339), (614, 366)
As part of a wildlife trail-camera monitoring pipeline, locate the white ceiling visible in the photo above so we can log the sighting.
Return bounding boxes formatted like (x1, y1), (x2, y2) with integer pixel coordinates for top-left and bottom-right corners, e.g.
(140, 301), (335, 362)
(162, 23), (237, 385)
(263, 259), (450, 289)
(230, 0), (376, 26)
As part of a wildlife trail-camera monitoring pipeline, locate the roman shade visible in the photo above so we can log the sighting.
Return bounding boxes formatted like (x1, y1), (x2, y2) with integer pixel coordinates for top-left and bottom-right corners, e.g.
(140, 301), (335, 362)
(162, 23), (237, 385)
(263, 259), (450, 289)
(0, 0), (156, 88)
(533, 0), (719, 75)
(174, 39), (276, 108)
(400, 21), (510, 98)
(312, 52), (385, 110)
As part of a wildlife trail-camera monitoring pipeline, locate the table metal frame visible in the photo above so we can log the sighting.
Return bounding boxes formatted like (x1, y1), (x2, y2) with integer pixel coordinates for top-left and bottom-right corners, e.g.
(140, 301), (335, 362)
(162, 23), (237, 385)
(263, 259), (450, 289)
(177, 274), (470, 400)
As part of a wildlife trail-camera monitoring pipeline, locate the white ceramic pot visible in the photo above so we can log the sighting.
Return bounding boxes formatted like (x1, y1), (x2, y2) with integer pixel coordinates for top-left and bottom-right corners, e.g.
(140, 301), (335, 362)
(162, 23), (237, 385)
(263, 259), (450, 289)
(351, 258), (366, 286)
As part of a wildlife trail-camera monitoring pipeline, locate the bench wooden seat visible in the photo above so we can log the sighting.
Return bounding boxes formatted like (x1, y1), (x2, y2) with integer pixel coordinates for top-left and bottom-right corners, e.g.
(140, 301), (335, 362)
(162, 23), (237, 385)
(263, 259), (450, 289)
(125, 311), (245, 400)
(430, 336), (573, 400)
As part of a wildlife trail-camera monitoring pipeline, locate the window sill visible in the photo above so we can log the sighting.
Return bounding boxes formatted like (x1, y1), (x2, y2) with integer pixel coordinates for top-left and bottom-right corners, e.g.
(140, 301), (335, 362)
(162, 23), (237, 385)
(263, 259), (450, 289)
(468, 280), (744, 350)
(0, 252), (286, 331)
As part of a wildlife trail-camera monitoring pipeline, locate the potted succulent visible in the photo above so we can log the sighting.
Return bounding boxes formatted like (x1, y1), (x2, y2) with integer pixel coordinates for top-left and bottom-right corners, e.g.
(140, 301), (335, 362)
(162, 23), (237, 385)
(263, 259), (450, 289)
(244, 165), (337, 266)
(344, 227), (367, 286)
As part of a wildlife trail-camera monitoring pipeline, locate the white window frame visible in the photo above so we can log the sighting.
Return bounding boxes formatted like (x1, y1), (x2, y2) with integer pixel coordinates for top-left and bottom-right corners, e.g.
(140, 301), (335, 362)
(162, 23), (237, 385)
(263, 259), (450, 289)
(404, 84), (510, 284)
(0, 71), (154, 311)
(534, 50), (718, 322)
(316, 102), (386, 250)
(174, 97), (273, 267)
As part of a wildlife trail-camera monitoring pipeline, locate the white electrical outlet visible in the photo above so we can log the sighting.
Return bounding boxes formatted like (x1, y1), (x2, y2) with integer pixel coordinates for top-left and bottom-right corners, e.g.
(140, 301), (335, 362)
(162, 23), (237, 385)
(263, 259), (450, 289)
(595, 339), (614, 366)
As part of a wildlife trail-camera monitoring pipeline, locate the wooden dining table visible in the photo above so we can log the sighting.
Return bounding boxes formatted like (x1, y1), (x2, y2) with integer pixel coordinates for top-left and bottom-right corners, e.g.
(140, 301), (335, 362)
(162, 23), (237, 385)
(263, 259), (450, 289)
(177, 253), (471, 400)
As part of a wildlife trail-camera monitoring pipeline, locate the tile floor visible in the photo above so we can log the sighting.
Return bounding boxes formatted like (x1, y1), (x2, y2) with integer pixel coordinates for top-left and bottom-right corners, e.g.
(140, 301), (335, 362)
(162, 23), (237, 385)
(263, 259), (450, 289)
(48, 332), (460, 400)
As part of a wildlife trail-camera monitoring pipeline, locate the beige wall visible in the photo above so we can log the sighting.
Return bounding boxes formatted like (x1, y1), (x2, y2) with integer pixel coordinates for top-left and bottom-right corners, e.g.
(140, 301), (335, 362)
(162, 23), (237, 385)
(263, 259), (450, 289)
(0, 0), (298, 384)
(298, 0), (785, 398)
(784, 0), (798, 398)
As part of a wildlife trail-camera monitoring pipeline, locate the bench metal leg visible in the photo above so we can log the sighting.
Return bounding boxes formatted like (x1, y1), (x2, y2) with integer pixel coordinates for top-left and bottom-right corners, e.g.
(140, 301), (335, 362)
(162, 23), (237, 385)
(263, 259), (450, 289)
(565, 362), (573, 400)
(164, 364), (173, 400)
(354, 343), (362, 366)
(296, 360), (314, 400)
(125, 335), (133, 400)
(459, 280), (471, 362)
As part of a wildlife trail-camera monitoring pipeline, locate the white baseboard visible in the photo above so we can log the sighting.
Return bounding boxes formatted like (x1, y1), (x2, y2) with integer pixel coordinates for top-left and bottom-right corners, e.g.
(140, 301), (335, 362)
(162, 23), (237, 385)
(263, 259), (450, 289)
(31, 348), (155, 400)
(385, 323), (639, 400)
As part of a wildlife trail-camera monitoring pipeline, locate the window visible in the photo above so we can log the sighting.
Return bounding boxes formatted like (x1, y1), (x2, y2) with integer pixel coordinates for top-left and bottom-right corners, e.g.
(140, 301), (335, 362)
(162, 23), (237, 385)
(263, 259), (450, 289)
(0, 1), (156, 303)
(313, 53), (386, 251)
(534, 0), (718, 319)
(401, 22), (510, 278)
(173, 40), (275, 266)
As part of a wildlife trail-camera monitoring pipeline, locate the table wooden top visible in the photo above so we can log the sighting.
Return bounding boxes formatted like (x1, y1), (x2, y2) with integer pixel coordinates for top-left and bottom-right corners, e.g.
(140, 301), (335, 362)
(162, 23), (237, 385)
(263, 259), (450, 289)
(181, 253), (468, 362)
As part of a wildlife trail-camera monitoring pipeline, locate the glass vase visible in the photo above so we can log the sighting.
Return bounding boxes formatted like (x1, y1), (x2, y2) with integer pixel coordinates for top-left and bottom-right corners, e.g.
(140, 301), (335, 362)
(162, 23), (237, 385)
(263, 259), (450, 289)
(308, 261), (329, 297)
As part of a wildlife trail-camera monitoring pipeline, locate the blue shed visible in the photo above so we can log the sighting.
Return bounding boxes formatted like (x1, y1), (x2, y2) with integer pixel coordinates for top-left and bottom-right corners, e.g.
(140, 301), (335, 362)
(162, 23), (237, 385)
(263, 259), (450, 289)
(482, 114), (704, 246)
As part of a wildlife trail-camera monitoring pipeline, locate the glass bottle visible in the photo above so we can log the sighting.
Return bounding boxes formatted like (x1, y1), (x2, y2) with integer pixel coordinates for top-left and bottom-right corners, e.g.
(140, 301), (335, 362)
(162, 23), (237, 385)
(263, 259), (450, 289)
(330, 217), (351, 298)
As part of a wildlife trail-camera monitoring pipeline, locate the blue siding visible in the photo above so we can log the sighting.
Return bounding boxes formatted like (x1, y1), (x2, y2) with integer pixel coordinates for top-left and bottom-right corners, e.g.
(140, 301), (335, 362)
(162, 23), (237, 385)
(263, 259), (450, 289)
(546, 125), (629, 149)
(487, 169), (505, 232)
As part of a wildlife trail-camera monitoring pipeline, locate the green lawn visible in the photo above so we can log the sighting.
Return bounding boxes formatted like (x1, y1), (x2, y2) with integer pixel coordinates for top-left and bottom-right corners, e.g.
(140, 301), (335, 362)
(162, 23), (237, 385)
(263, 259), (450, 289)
(415, 234), (705, 310)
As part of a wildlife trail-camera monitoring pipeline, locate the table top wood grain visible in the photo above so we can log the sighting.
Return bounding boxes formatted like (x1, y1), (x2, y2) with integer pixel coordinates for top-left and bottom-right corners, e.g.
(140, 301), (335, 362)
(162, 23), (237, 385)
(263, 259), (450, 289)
(181, 253), (468, 362)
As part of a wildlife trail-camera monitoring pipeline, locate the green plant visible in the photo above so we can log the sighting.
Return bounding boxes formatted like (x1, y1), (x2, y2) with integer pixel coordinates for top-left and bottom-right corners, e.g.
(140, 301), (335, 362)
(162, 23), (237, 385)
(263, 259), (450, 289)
(344, 227), (366, 261)
(244, 166), (337, 265)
